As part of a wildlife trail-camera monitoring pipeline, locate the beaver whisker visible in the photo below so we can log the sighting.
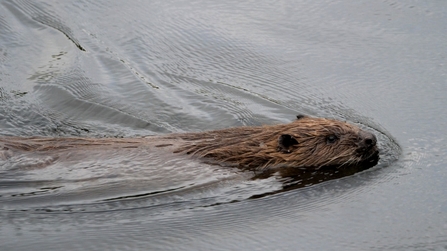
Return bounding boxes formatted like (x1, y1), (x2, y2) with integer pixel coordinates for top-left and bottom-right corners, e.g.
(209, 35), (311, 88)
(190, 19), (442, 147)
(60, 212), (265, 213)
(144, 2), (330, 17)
(317, 151), (357, 168)
(337, 157), (357, 168)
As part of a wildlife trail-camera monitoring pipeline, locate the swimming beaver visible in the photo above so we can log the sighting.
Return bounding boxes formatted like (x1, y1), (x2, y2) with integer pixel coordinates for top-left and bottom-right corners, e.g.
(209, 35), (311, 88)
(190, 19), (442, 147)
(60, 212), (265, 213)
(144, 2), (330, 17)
(0, 115), (379, 177)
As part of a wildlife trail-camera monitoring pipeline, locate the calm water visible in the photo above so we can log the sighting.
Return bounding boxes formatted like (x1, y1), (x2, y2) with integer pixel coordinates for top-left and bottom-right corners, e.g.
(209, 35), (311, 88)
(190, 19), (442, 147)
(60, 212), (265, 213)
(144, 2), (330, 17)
(1, 0), (446, 250)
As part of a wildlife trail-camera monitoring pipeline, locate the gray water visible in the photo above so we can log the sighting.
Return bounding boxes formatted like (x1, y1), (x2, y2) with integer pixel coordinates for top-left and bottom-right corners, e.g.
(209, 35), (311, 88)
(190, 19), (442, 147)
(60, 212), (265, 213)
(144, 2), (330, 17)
(0, 0), (446, 250)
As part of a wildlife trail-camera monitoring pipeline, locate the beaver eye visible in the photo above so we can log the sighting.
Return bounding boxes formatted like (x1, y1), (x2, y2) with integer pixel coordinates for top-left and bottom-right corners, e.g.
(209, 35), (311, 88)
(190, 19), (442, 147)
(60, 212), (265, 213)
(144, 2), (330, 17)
(326, 135), (338, 144)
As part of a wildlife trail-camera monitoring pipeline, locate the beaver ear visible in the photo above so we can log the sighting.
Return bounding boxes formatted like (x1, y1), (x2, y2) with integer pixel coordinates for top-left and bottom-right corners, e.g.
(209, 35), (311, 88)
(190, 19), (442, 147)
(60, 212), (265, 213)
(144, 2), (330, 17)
(278, 134), (299, 153)
(296, 114), (307, 120)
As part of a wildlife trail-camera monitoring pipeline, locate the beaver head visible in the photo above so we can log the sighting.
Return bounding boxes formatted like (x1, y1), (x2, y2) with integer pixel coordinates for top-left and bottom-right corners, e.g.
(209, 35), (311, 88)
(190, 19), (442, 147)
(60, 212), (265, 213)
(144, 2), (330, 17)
(173, 116), (379, 171)
(273, 116), (379, 169)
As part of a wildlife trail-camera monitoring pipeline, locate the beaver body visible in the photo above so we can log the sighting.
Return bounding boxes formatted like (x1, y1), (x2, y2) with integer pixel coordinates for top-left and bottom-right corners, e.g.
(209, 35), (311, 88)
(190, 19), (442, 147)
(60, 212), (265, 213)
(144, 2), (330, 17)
(0, 116), (379, 177)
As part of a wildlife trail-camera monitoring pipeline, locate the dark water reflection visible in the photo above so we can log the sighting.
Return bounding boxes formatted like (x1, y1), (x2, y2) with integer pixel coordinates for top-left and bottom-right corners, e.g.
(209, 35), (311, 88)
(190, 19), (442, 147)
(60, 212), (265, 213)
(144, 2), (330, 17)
(1, 0), (447, 250)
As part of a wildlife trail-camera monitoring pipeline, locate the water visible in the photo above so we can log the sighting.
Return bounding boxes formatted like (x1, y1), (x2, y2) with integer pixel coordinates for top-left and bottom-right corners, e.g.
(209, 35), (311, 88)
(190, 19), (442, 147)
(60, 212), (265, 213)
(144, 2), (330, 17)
(1, 0), (446, 250)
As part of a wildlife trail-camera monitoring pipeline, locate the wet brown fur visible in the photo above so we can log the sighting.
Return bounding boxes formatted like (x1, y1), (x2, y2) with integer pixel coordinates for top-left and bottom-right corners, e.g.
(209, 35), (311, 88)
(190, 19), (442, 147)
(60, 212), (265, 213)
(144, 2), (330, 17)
(0, 116), (379, 174)
(166, 116), (379, 171)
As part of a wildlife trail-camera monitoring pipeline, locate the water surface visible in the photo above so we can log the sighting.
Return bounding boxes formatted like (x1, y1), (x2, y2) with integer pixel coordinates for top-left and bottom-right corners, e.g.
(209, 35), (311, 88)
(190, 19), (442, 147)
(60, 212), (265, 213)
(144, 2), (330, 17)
(1, 0), (446, 250)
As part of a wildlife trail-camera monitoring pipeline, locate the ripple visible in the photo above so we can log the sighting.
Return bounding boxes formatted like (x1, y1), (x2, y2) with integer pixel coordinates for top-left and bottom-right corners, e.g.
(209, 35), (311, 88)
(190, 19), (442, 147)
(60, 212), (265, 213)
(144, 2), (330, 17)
(2, 0), (439, 249)
(13, 0), (85, 51)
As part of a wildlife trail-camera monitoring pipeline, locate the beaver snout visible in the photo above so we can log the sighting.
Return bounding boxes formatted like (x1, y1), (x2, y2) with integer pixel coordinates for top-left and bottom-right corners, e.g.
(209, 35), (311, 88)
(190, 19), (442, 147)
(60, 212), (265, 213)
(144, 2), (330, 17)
(356, 131), (377, 153)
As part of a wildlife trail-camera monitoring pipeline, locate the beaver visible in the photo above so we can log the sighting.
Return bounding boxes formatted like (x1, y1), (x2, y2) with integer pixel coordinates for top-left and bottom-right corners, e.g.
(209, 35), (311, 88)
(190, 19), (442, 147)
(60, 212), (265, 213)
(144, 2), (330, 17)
(0, 115), (378, 177)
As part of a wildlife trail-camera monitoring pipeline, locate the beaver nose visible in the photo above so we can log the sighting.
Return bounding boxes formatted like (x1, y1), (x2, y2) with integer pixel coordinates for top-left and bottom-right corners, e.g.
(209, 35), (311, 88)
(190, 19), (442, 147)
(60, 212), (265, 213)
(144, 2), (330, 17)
(358, 131), (377, 149)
